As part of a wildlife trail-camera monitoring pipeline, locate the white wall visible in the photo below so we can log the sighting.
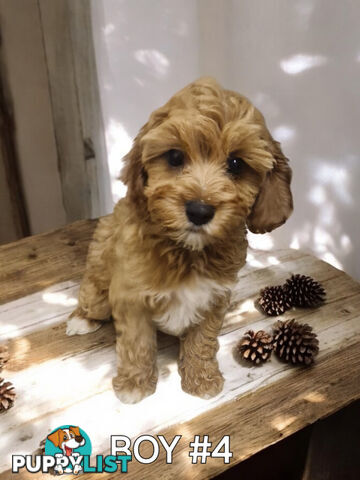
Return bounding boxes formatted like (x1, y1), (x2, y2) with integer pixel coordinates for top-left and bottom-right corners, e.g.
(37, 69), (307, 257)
(91, 0), (200, 201)
(91, 0), (360, 280)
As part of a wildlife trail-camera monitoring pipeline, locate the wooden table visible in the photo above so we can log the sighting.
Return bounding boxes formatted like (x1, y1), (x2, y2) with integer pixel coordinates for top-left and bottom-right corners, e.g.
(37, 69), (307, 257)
(1, 219), (360, 479)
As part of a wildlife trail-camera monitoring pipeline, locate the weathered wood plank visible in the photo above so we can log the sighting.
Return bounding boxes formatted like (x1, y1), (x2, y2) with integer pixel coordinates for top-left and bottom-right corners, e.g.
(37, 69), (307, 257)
(0, 213), (305, 306)
(102, 341), (360, 480)
(0, 218), (97, 305)
(0, 281), (78, 341)
(2, 282), (358, 436)
(1, 339), (359, 480)
(0, 216), (359, 479)
(3, 266), (358, 370)
(0, 249), (359, 479)
(1, 249), (348, 370)
(2, 309), (359, 442)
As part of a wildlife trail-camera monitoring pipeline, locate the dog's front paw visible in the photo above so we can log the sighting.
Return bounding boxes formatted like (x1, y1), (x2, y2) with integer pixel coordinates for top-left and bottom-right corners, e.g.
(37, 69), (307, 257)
(66, 316), (101, 336)
(73, 464), (82, 475)
(54, 457), (64, 475)
(112, 371), (158, 404)
(179, 359), (224, 399)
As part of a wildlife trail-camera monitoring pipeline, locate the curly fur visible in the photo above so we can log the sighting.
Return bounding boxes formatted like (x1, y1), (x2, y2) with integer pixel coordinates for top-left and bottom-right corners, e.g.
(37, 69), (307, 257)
(67, 77), (293, 403)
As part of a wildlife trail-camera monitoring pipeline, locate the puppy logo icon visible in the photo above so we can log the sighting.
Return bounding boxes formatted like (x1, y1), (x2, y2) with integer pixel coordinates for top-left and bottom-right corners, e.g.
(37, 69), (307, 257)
(45, 425), (91, 475)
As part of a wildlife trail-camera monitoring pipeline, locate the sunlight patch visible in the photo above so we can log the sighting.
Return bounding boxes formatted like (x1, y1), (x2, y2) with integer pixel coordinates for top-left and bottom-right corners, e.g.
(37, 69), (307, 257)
(271, 415), (297, 431)
(248, 232), (274, 251)
(303, 391), (325, 403)
(267, 256), (280, 265)
(280, 54), (327, 75)
(134, 49), (170, 77)
(273, 125), (296, 143)
(103, 23), (115, 35)
(314, 163), (351, 205)
(308, 185), (326, 206)
(320, 252), (343, 270)
(105, 119), (132, 202)
(42, 292), (78, 307)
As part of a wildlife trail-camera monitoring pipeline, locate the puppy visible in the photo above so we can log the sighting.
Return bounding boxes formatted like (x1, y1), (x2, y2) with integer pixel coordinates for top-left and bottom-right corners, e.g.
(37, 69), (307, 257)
(67, 77), (292, 403)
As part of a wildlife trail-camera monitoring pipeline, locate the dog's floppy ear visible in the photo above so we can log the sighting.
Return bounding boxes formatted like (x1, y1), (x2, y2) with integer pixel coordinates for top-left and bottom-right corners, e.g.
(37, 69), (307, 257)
(247, 134), (293, 234)
(121, 107), (168, 208)
(47, 429), (62, 447)
(120, 131), (145, 208)
(69, 426), (81, 437)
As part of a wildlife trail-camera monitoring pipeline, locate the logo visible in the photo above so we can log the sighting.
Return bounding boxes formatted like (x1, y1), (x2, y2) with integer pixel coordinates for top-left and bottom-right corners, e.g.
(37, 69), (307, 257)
(12, 426), (131, 475)
(45, 425), (91, 475)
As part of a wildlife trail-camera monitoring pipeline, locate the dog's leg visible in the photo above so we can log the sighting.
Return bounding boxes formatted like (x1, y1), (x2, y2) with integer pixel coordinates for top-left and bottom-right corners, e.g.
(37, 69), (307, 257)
(66, 274), (111, 336)
(111, 301), (158, 404)
(67, 215), (113, 336)
(178, 294), (229, 399)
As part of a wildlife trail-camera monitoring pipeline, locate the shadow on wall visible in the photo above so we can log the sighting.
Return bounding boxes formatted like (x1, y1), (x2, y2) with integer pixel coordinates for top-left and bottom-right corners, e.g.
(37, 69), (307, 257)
(91, 0), (360, 280)
(230, 0), (360, 280)
(91, 0), (200, 203)
(249, 155), (356, 274)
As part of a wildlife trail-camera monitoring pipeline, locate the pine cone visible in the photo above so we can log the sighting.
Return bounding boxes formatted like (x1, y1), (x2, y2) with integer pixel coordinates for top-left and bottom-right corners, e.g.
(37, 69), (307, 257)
(0, 378), (16, 412)
(285, 274), (326, 308)
(237, 330), (273, 365)
(0, 345), (9, 371)
(273, 319), (319, 366)
(258, 285), (292, 316)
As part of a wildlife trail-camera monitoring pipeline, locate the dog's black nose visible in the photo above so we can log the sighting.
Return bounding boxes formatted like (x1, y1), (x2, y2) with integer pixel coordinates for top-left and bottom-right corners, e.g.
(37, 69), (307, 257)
(185, 201), (215, 226)
(75, 435), (83, 443)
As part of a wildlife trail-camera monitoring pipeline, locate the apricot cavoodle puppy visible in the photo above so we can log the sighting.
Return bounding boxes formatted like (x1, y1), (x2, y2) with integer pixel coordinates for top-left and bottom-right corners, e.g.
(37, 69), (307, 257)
(67, 77), (293, 403)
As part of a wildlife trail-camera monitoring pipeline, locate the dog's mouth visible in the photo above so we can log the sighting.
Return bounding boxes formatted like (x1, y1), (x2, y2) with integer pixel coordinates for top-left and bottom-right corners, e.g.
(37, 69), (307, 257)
(187, 225), (204, 233)
(181, 226), (211, 251)
(65, 446), (73, 456)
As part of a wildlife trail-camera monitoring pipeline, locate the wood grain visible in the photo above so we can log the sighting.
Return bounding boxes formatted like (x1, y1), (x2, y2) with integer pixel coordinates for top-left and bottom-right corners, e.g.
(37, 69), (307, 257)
(0, 27), (30, 242)
(69, 0), (112, 217)
(0, 218), (97, 304)
(3, 257), (359, 373)
(84, 342), (360, 480)
(0, 222), (359, 479)
(2, 342), (359, 480)
(0, 221), (300, 306)
(0, 0), (67, 235)
(38, 0), (110, 221)
(38, 0), (90, 221)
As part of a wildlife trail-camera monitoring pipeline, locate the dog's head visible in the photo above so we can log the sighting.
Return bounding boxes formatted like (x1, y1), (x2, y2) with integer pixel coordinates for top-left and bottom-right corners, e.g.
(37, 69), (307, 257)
(47, 426), (85, 454)
(122, 77), (293, 250)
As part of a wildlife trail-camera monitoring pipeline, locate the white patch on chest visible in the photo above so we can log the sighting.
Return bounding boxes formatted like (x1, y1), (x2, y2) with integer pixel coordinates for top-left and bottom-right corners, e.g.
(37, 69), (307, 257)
(152, 277), (230, 336)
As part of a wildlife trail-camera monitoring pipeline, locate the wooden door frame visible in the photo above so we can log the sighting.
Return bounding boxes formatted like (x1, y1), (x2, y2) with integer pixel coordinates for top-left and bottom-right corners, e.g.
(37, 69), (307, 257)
(0, 0), (110, 239)
(38, 0), (111, 222)
(0, 50), (30, 243)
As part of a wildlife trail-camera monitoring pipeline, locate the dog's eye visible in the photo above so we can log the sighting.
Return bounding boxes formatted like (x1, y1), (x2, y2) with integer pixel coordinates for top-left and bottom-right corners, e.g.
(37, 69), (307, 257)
(63, 435), (68, 440)
(165, 149), (184, 167)
(227, 156), (245, 176)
